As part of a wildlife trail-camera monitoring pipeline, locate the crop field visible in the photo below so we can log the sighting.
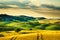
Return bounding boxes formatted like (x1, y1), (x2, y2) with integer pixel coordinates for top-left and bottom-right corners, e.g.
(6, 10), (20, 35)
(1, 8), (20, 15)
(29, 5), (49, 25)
(0, 30), (60, 40)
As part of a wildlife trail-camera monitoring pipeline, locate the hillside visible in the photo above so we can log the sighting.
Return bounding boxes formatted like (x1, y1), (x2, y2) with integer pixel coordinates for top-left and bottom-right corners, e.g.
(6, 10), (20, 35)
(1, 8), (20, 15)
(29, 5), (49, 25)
(0, 14), (60, 31)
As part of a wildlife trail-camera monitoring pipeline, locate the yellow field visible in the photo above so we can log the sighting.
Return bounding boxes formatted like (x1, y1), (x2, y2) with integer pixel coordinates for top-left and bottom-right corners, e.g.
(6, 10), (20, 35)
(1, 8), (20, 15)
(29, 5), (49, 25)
(0, 30), (60, 40)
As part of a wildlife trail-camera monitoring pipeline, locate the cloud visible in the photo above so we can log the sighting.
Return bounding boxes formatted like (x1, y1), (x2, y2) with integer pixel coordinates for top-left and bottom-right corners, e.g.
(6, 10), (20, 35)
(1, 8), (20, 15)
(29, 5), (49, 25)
(0, 1), (39, 9)
(0, 0), (60, 11)
(0, 0), (32, 9)
(29, 0), (40, 6)
(41, 4), (60, 10)
(0, 6), (12, 9)
(0, 3), (13, 9)
(0, 0), (18, 2)
(0, 1), (28, 9)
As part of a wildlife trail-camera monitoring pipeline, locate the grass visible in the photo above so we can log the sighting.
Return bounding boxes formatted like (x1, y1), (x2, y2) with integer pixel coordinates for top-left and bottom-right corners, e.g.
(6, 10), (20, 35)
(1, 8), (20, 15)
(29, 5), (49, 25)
(0, 30), (60, 40)
(38, 19), (60, 23)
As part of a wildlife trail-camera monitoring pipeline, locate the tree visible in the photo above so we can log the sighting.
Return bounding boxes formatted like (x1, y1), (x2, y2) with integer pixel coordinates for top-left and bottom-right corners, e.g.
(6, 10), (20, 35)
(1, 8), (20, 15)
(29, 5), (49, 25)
(15, 28), (21, 32)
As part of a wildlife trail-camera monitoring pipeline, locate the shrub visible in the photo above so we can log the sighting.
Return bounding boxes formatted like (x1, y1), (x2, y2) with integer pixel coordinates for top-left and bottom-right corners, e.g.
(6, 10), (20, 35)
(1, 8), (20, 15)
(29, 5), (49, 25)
(0, 34), (4, 37)
(29, 28), (32, 30)
(15, 28), (21, 32)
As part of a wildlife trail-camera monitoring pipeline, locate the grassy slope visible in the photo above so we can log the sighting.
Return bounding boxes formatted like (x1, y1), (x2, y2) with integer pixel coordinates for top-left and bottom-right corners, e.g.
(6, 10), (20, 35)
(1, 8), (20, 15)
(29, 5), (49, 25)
(38, 19), (60, 23)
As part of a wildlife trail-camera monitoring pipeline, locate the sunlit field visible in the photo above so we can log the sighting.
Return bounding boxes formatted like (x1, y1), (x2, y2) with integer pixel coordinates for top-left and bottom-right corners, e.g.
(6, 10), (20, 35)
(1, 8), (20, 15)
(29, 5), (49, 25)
(0, 30), (60, 40)
(38, 19), (60, 23)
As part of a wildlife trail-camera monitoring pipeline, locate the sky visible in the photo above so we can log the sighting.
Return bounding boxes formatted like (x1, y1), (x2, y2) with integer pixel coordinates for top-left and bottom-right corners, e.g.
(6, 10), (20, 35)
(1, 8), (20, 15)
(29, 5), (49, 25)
(0, 0), (60, 19)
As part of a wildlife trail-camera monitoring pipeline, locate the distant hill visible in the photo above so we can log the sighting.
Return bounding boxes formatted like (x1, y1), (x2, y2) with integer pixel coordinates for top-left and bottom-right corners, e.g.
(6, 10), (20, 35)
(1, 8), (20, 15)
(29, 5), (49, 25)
(0, 14), (46, 22)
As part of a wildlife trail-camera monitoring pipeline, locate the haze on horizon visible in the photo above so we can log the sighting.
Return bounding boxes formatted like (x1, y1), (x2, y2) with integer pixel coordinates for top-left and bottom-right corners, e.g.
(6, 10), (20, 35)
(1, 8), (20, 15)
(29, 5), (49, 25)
(0, 0), (60, 19)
